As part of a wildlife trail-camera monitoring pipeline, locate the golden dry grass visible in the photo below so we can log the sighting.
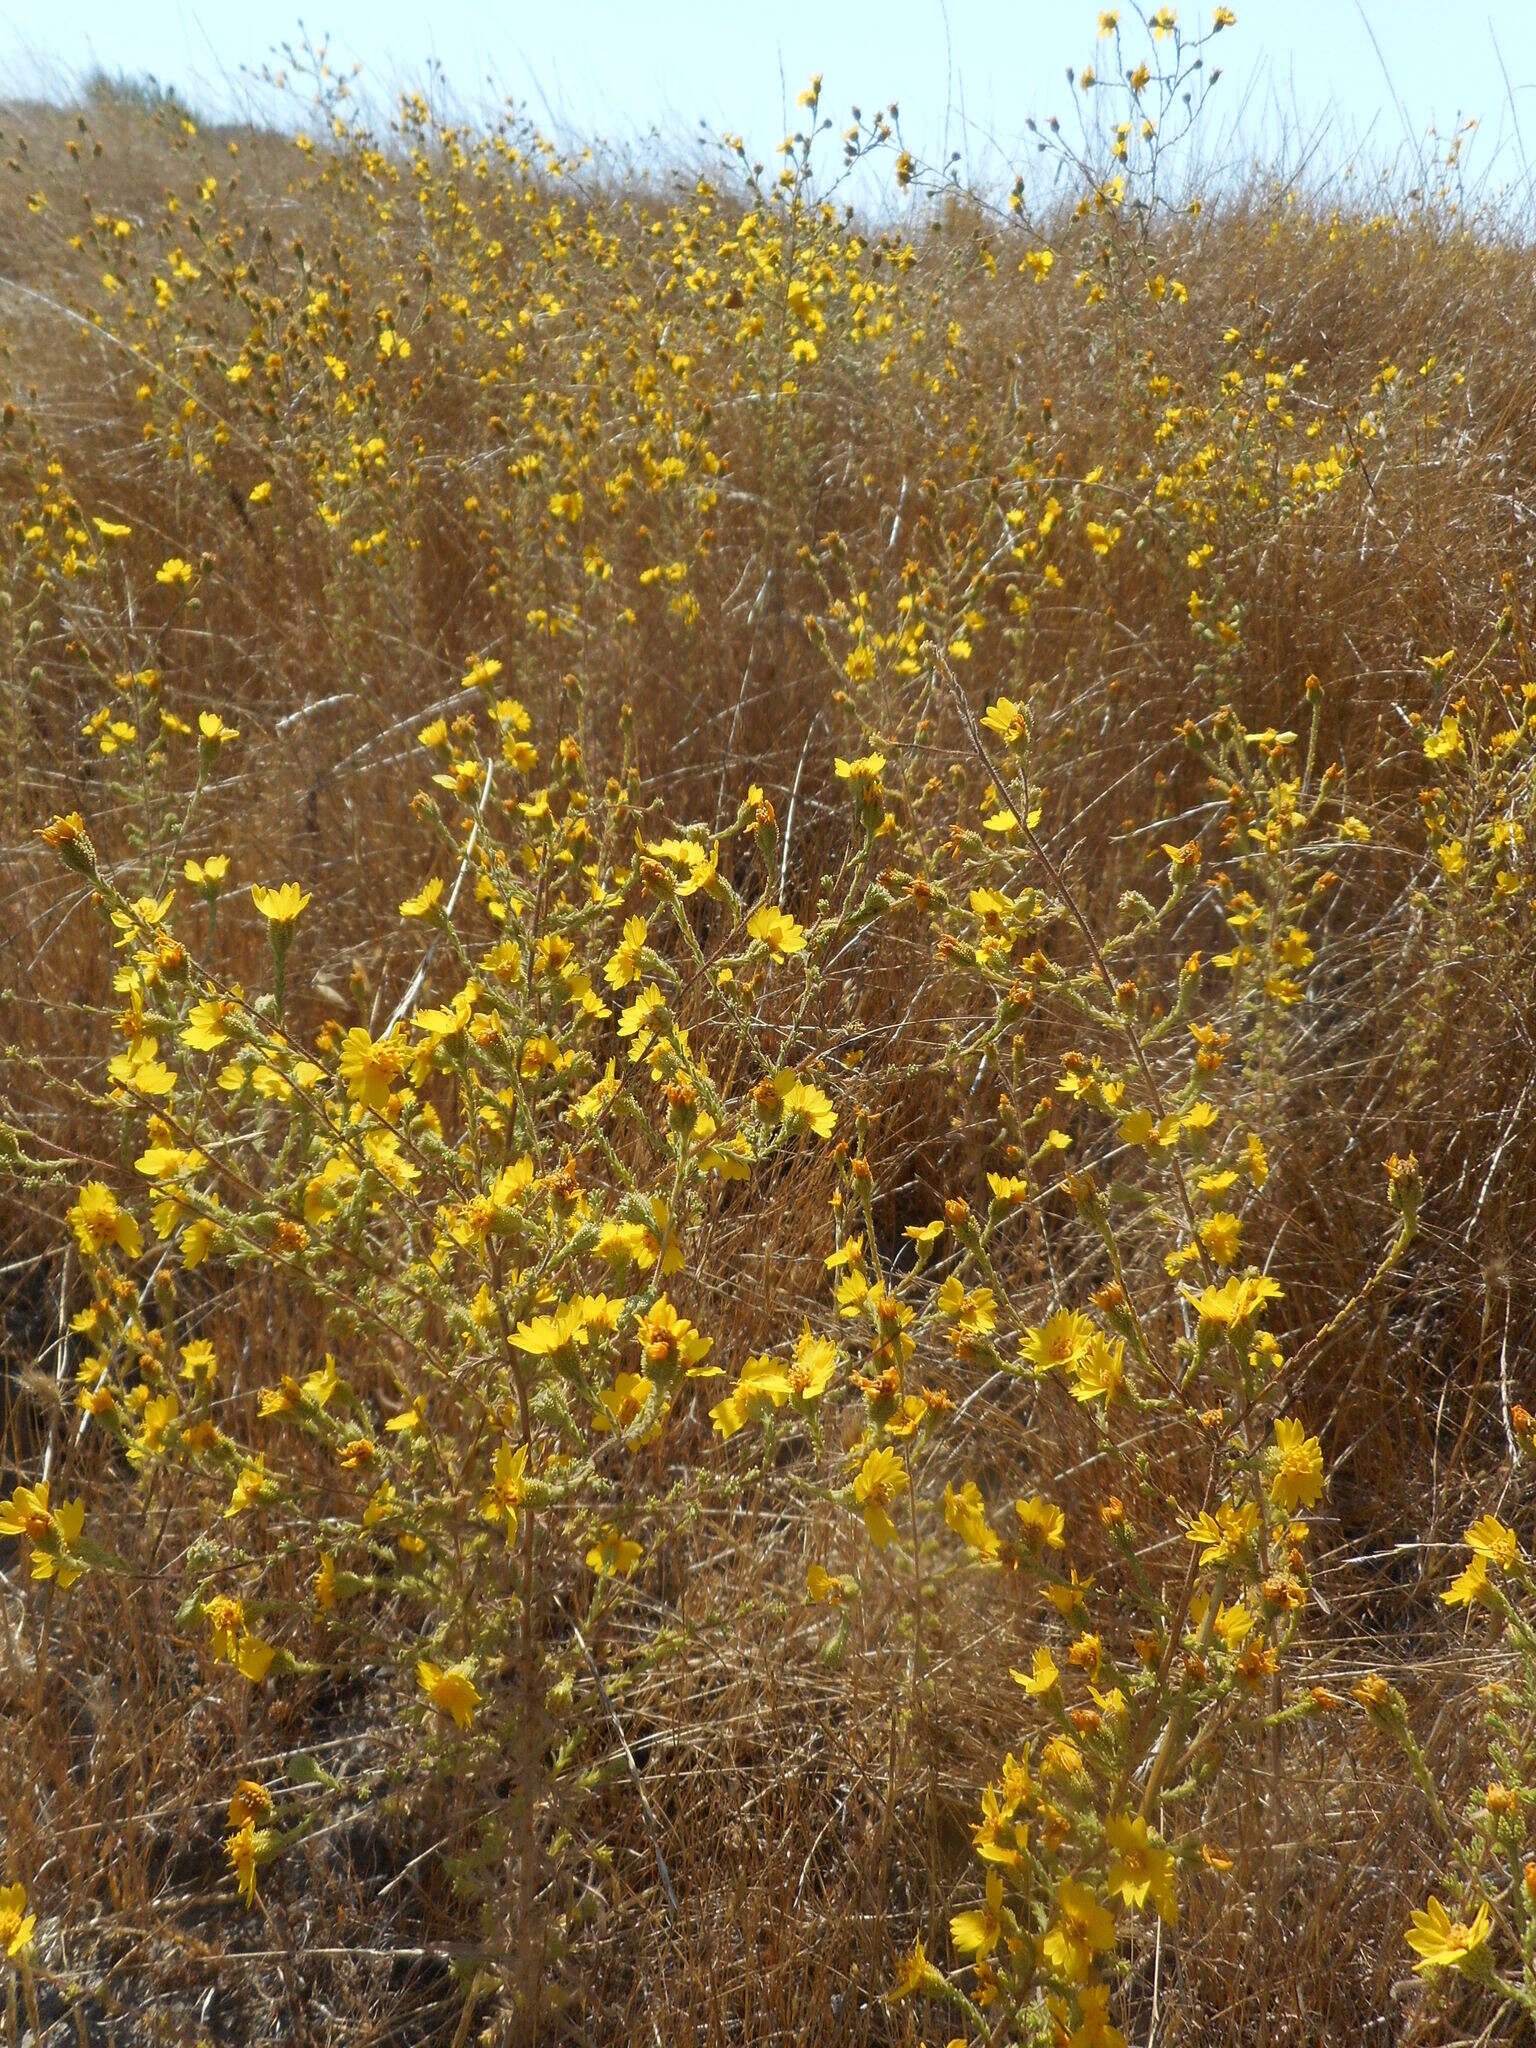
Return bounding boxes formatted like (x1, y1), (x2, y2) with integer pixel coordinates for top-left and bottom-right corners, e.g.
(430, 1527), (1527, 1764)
(2, 30), (1536, 2047)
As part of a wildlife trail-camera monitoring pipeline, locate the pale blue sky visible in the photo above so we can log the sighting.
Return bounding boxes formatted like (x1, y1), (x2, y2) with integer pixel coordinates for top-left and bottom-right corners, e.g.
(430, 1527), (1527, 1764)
(4, 2), (1536, 193)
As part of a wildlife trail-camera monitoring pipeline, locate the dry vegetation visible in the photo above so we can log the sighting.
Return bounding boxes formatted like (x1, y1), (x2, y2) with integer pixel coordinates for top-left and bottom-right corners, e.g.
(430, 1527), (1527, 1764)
(3, 11), (1536, 2043)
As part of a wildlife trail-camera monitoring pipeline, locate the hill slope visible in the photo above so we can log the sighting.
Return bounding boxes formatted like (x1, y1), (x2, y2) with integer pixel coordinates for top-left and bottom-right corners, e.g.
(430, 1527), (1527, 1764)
(3, 42), (1536, 2047)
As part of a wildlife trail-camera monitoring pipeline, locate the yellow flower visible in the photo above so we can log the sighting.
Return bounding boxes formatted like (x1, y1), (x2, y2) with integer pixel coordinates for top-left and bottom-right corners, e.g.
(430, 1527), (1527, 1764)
(746, 902), (807, 959)
(251, 881), (311, 926)
(1213, 1600), (1253, 1651)
(714, 1325), (837, 1437)
(1184, 1500), (1260, 1566)
(337, 1025), (404, 1113)
(155, 555), (194, 585)
(480, 1441), (528, 1543)
(1405, 1895), (1491, 1975)
(1068, 1984), (1126, 2048)
(1015, 1493), (1067, 1549)
(399, 876), (444, 918)
(1021, 1309), (1097, 1376)
(510, 1300), (588, 1356)
(183, 997), (236, 1052)
(236, 1635), (275, 1682)
(1069, 1332), (1126, 1406)
(636, 1295), (715, 1376)
(785, 1325), (837, 1401)
(1442, 1554), (1496, 1609)
(417, 1658), (481, 1729)
(1465, 1514), (1519, 1572)
(601, 914), (648, 992)
(177, 1337), (218, 1390)
(852, 1445), (908, 1548)
(806, 1563), (853, 1604)
(1422, 714), (1464, 761)
(0, 1479), (86, 1588)
(593, 1371), (658, 1437)
(37, 811), (92, 860)
(1268, 1418), (1324, 1512)
(227, 1779), (272, 1829)
(0, 1480), (56, 1545)
(0, 1882), (36, 1961)
(1197, 1210), (1242, 1266)
(586, 1525), (644, 1577)
(258, 1375), (303, 1419)
(981, 695), (1028, 747)
(198, 709), (240, 749)
(226, 1817), (271, 1907)
(1041, 1878), (1116, 1983)
(833, 753), (886, 810)
(1104, 1814), (1178, 1922)
(937, 1275), (997, 1340)
(949, 1869), (1004, 1958)
(204, 1594), (245, 1661)
(108, 1038), (176, 1100)
(1011, 1645), (1059, 1696)
(945, 1479), (1001, 1559)
(972, 1780), (1027, 1869)
(889, 1934), (935, 1998)
(225, 1456), (269, 1518)
(1183, 1272), (1282, 1333)
(773, 1073), (836, 1139)
(67, 1180), (142, 1259)
(128, 1400), (179, 1466)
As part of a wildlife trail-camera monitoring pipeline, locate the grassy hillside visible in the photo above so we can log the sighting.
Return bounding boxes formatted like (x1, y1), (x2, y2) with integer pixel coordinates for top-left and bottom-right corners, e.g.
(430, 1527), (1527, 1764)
(2, 19), (1536, 2044)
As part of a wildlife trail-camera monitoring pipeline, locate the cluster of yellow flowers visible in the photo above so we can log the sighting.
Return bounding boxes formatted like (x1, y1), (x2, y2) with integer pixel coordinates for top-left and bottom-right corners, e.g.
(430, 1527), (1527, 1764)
(25, 644), (1437, 2036)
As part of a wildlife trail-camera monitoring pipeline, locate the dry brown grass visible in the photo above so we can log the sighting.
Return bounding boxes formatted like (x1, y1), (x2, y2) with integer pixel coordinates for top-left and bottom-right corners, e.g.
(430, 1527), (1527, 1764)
(2, 51), (1536, 2047)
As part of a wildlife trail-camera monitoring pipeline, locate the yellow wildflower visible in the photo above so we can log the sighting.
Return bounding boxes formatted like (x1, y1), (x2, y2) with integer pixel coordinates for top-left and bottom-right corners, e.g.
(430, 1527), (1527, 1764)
(852, 1445), (908, 1549)
(417, 1658), (481, 1729)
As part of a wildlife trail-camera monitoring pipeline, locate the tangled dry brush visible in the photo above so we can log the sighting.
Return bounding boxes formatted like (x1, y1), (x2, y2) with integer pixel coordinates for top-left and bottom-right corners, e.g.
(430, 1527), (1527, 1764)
(3, 13), (1536, 2045)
